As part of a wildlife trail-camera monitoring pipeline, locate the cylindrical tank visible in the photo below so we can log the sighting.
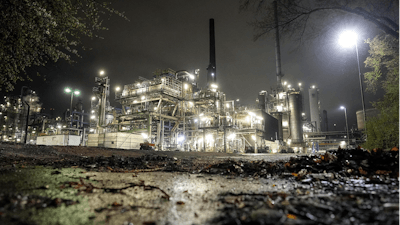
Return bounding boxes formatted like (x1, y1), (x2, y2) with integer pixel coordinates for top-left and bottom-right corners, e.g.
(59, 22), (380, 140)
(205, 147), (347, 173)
(356, 108), (379, 130)
(308, 87), (321, 132)
(289, 93), (303, 143)
(322, 110), (328, 132)
(272, 112), (283, 141)
(258, 92), (267, 111)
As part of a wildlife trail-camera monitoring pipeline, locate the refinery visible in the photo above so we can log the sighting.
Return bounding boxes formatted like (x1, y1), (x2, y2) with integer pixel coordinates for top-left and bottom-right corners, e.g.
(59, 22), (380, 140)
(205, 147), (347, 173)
(0, 19), (365, 153)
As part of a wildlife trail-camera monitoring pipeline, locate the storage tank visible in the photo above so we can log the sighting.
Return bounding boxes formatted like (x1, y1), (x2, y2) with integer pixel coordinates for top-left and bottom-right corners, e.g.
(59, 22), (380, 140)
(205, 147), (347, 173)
(289, 92), (303, 143)
(356, 108), (379, 130)
(308, 87), (321, 132)
(322, 110), (328, 132)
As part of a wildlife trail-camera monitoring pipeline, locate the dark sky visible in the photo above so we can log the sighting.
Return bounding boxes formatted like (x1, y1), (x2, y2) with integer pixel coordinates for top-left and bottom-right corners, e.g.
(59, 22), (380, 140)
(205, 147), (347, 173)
(13, 0), (389, 132)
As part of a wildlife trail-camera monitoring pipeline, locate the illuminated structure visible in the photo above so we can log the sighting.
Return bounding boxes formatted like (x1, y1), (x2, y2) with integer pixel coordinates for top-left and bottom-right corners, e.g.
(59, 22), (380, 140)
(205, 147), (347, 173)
(88, 68), (271, 152)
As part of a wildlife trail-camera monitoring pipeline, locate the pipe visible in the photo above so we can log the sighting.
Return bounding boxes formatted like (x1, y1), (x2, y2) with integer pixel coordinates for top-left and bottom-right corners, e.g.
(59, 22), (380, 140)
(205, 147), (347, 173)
(207, 18), (217, 87)
(273, 1), (283, 89)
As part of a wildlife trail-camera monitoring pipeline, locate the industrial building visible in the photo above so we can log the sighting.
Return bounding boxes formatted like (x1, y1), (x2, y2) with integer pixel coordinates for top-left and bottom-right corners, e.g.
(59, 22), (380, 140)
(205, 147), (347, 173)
(0, 15), (365, 152)
(87, 17), (307, 153)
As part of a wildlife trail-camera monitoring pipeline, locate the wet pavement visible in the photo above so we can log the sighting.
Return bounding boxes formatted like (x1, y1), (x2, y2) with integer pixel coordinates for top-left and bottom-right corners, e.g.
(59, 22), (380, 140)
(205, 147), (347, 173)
(0, 143), (398, 224)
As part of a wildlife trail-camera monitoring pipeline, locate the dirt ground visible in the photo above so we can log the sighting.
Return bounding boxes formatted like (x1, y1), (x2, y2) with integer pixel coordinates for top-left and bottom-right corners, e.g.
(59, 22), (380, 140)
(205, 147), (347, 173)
(0, 143), (398, 225)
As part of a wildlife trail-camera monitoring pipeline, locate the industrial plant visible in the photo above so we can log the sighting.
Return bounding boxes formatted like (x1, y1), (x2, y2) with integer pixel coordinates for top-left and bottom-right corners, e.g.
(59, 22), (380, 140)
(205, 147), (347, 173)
(0, 17), (364, 152)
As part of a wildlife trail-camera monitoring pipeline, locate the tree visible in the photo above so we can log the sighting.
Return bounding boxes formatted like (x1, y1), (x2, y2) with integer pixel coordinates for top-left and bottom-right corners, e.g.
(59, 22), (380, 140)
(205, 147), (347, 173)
(362, 34), (399, 149)
(240, 0), (399, 42)
(0, 0), (127, 92)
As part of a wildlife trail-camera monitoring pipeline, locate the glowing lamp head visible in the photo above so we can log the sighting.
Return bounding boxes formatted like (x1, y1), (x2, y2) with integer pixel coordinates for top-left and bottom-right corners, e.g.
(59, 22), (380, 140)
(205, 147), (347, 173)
(74, 90), (80, 96)
(116, 87), (120, 91)
(339, 30), (358, 48)
(99, 70), (105, 75)
(91, 96), (96, 100)
(64, 87), (71, 93)
(210, 84), (218, 89)
(340, 106), (345, 110)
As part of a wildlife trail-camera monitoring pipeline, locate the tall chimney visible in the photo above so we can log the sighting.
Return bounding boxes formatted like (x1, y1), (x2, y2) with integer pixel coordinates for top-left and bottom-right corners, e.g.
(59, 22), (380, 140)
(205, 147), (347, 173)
(273, 1), (283, 89)
(207, 18), (216, 87)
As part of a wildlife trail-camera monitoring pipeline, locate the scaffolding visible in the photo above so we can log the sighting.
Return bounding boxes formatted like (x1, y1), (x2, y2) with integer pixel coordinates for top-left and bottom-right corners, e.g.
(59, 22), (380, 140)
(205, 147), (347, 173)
(89, 69), (269, 153)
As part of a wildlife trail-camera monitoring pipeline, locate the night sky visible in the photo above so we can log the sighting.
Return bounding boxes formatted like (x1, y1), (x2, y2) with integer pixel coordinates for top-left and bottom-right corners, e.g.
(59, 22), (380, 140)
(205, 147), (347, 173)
(11, 0), (389, 132)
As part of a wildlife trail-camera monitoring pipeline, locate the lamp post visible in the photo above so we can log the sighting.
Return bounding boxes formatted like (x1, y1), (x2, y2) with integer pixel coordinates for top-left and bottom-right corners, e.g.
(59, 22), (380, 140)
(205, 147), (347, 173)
(339, 30), (367, 133)
(340, 106), (350, 148)
(64, 87), (80, 127)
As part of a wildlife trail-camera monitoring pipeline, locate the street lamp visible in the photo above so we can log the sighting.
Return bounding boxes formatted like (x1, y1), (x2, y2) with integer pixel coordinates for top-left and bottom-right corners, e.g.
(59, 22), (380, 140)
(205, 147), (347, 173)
(339, 30), (367, 133)
(64, 87), (80, 126)
(340, 106), (350, 148)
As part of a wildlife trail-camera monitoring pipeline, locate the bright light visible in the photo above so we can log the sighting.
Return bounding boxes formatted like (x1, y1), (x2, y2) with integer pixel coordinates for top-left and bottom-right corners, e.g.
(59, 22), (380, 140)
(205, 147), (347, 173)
(194, 119), (198, 123)
(62, 125), (66, 128)
(211, 73), (214, 76)
(184, 83), (188, 90)
(206, 134), (214, 141)
(287, 139), (292, 144)
(256, 116), (263, 121)
(141, 96), (145, 100)
(283, 81), (287, 85)
(302, 113), (305, 116)
(312, 85), (315, 89)
(251, 135), (256, 141)
(177, 135), (185, 143)
(210, 84), (218, 89)
(340, 141), (346, 146)
(272, 149), (278, 153)
(64, 87), (71, 93)
(91, 110), (95, 113)
(339, 30), (358, 48)
(198, 138), (203, 143)
(57, 125), (61, 129)
(282, 121), (288, 127)
(228, 133), (236, 140)
(154, 107), (158, 111)
(236, 99), (239, 102)
(116, 87), (120, 91)
(91, 96), (96, 100)
(248, 112), (255, 117)
(91, 115), (95, 119)
(74, 90), (80, 96)
(277, 105), (283, 112)
(340, 106), (345, 110)
(99, 70), (105, 75)
(298, 83), (302, 87)
(141, 133), (148, 139)
(226, 104), (230, 108)
(189, 74), (195, 79)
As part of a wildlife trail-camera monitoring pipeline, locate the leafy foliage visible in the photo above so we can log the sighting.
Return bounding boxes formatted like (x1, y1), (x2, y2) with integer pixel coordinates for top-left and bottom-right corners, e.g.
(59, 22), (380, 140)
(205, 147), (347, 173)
(362, 35), (399, 149)
(240, 0), (399, 43)
(0, 0), (127, 92)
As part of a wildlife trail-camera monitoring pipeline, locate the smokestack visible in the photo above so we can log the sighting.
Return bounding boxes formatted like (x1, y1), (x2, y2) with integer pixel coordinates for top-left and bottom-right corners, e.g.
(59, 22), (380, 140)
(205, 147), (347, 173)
(273, 1), (283, 89)
(207, 18), (216, 87)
